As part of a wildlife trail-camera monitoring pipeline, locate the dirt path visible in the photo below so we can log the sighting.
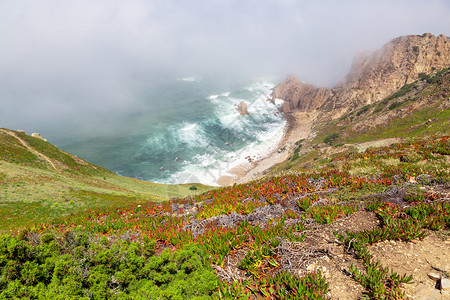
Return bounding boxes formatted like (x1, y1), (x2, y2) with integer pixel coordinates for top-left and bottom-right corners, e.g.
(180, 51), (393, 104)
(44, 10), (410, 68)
(370, 233), (450, 299)
(351, 137), (403, 153)
(0, 129), (58, 171)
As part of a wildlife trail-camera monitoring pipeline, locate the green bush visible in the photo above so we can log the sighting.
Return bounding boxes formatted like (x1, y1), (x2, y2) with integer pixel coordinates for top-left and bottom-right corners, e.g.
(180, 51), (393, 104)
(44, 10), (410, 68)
(419, 68), (449, 84)
(429, 67), (449, 84)
(433, 138), (450, 155)
(388, 101), (403, 110)
(383, 82), (415, 104)
(400, 151), (422, 163)
(0, 233), (218, 299)
(291, 142), (303, 161)
(373, 105), (383, 113)
(323, 132), (340, 145)
(356, 105), (371, 116)
(418, 72), (431, 82)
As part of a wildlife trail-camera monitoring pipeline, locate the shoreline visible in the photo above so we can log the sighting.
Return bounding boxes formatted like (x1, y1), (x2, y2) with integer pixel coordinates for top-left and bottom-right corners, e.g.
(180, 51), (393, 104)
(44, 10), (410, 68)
(216, 111), (314, 186)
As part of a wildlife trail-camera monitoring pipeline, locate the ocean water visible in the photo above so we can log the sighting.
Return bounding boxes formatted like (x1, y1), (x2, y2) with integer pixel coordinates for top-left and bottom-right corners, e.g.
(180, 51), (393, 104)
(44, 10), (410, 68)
(62, 76), (286, 186)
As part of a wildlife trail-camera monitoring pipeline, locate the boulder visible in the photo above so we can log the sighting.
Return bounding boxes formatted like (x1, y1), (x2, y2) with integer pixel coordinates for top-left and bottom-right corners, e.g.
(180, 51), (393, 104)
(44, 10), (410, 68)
(236, 101), (249, 115)
(441, 278), (450, 292)
(31, 133), (47, 141)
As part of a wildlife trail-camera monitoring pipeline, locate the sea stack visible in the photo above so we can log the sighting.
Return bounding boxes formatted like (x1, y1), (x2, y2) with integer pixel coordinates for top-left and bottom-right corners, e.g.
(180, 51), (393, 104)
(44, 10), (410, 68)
(237, 101), (249, 115)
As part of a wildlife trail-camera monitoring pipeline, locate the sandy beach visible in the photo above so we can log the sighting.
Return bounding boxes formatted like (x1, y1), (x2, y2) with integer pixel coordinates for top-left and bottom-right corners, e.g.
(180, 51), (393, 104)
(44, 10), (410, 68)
(216, 111), (315, 186)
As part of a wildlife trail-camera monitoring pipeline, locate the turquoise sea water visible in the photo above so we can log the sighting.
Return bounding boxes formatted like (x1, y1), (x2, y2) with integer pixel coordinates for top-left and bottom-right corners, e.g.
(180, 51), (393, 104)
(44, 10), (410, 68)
(61, 76), (285, 186)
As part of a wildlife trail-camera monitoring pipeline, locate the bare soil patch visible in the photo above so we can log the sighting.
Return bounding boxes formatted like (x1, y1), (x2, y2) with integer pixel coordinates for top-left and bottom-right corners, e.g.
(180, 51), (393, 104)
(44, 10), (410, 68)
(351, 137), (403, 153)
(369, 232), (450, 299)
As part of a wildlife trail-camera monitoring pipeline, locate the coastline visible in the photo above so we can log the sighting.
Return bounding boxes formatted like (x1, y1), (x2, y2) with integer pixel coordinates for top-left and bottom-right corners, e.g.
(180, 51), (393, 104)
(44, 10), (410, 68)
(216, 111), (314, 186)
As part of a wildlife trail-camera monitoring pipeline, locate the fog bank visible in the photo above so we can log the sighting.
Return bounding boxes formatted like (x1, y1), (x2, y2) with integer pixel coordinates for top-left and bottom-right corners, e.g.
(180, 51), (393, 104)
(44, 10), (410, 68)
(0, 0), (449, 140)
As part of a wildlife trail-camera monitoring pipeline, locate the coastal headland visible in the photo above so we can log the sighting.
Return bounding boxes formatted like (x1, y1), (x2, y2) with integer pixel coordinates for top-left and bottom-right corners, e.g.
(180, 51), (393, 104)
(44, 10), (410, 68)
(218, 33), (450, 186)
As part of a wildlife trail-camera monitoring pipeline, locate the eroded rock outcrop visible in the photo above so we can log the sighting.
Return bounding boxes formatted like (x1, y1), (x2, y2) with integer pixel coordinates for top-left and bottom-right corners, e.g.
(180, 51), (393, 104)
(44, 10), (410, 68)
(271, 75), (331, 112)
(272, 33), (450, 117)
(31, 133), (47, 142)
(236, 101), (249, 115)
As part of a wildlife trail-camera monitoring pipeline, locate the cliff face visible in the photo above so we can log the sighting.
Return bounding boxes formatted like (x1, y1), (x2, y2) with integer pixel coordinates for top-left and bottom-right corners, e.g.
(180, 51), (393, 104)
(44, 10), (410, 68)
(272, 33), (450, 116)
(271, 75), (331, 112)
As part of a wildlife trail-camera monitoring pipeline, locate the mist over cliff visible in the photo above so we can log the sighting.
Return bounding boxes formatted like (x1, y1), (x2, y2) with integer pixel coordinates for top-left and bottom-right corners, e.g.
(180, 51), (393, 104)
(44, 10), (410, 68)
(272, 33), (450, 118)
(0, 0), (449, 142)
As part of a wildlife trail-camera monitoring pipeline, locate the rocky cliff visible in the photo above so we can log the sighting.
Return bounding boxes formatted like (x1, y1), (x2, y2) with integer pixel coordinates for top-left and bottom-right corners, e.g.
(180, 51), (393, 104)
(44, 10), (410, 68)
(272, 33), (450, 117)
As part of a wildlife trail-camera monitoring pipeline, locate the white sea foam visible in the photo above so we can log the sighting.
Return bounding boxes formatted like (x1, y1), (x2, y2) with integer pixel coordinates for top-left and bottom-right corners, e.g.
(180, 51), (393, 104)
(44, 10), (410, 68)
(164, 127), (285, 187)
(207, 92), (231, 102)
(215, 81), (279, 131)
(273, 98), (284, 105)
(194, 153), (218, 167)
(165, 152), (228, 186)
(181, 122), (197, 131)
(164, 78), (285, 186)
(176, 122), (208, 148)
(179, 76), (200, 82)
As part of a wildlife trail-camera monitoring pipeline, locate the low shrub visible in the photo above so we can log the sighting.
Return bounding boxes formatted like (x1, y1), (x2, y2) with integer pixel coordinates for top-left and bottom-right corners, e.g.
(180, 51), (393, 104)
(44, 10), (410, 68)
(323, 132), (340, 145)
(400, 151), (422, 163)
(388, 101), (403, 110)
(0, 233), (218, 299)
(356, 105), (371, 116)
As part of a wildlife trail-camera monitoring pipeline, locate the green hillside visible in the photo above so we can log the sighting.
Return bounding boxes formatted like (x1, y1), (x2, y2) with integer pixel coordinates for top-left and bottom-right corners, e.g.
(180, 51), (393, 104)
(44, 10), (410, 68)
(0, 68), (449, 299)
(270, 68), (450, 176)
(0, 129), (210, 229)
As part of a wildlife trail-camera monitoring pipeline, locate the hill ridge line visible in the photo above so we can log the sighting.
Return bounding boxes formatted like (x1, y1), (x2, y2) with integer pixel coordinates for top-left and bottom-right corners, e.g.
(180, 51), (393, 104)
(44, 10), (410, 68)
(0, 129), (58, 171)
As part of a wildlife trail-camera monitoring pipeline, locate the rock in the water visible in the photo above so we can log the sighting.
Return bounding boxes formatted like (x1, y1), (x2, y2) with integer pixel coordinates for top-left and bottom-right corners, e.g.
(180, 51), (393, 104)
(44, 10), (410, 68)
(236, 101), (249, 115)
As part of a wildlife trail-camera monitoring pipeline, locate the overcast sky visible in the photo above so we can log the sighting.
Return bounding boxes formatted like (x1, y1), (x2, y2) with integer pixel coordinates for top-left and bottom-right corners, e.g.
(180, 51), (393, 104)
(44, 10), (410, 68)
(1, 0), (449, 137)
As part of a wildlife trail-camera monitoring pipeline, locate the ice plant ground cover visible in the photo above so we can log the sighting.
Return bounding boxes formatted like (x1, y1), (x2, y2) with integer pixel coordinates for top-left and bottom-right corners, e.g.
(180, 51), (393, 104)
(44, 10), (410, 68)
(0, 136), (449, 299)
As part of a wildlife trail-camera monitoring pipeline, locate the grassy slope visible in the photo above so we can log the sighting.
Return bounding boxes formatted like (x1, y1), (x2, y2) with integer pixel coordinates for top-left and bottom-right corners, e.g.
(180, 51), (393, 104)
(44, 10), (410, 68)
(4, 134), (447, 299)
(0, 129), (210, 229)
(269, 68), (450, 175)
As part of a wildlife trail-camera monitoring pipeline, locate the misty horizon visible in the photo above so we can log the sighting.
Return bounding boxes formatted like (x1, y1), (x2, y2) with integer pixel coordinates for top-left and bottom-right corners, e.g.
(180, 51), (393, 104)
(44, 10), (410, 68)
(1, 0), (450, 141)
